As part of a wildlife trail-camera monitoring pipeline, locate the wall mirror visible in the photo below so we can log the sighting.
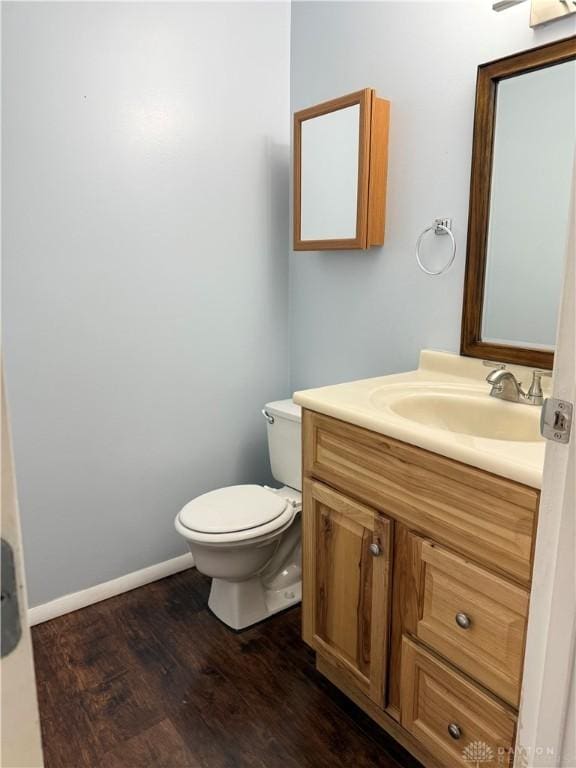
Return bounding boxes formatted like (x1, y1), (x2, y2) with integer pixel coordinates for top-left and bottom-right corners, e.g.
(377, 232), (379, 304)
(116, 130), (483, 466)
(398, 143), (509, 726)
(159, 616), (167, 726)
(461, 36), (576, 369)
(293, 89), (390, 251)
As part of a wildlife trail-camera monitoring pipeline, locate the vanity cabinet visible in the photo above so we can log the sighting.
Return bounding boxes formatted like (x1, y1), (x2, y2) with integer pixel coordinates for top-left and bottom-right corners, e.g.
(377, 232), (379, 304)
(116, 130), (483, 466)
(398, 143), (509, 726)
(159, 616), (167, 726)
(302, 409), (539, 768)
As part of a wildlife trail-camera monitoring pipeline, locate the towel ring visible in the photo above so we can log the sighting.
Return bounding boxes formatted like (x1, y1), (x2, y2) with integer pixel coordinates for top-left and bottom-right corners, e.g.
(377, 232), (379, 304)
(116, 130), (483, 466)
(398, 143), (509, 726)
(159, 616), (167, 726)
(416, 218), (456, 276)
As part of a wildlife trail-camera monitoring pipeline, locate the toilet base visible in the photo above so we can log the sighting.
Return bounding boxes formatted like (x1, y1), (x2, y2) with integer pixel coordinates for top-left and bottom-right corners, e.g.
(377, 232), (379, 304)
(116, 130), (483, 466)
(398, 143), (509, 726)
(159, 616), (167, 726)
(208, 576), (302, 630)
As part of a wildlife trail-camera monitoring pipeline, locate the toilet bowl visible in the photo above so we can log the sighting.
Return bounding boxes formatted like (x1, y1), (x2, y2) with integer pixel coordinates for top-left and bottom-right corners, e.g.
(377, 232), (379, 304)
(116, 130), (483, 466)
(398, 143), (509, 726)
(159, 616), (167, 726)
(175, 400), (302, 630)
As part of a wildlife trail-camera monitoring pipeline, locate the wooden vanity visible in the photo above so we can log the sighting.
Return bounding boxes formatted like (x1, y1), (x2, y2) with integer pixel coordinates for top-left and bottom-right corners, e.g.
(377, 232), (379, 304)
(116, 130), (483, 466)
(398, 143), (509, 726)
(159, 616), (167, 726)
(301, 409), (539, 768)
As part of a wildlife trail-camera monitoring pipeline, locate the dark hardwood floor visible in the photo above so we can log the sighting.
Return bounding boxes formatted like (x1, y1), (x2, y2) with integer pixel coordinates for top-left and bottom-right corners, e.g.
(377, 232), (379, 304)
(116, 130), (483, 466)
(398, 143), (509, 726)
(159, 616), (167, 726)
(32, 568), (423, 768)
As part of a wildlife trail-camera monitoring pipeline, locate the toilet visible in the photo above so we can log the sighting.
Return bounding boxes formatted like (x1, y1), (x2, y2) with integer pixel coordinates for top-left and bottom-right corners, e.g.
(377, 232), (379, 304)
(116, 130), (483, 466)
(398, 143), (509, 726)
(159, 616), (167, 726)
(175, 399), (302, 630)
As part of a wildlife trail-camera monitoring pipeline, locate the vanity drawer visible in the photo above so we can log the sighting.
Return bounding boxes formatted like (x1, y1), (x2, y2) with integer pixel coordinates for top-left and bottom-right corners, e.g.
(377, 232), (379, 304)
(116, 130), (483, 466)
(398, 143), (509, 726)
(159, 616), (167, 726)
(412, 540), (529, 706)
(302, 410), (539, 585)
(400, 637), (516, 768)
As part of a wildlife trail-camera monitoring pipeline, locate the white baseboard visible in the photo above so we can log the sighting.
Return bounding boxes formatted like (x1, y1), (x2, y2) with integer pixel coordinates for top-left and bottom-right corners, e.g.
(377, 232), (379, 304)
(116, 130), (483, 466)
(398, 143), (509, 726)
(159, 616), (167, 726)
(28, 552), (195, 626)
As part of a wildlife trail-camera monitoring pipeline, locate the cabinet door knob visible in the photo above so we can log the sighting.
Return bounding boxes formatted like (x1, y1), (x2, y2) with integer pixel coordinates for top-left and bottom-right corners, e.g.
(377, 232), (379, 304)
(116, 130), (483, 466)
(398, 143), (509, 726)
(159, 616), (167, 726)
(455, 612), (472, 629)
(447, 723), (462, 740)
(369, 543), (381, 556)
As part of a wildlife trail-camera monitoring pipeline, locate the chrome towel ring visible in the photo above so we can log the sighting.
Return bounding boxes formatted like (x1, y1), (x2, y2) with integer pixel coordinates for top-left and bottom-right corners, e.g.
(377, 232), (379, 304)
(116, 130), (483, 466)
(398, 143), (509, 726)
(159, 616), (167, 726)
(416, 218), (456, 276)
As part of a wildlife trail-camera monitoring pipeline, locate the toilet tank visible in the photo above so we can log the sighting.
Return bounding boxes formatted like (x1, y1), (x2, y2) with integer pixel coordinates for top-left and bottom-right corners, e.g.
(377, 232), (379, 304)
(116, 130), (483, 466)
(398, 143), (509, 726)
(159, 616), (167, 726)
(263, 399), (302, 491)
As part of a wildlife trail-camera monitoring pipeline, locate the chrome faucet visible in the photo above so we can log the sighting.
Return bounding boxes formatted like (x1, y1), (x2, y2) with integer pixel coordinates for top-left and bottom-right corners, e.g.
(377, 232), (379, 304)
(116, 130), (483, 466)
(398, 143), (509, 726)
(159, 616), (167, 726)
(485, 365), (551, 406)
(486, 368), (524, 402)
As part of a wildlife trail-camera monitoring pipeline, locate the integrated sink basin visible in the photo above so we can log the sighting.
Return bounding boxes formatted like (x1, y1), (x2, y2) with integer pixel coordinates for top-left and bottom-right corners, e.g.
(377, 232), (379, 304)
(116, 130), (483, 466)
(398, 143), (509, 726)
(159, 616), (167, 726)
(293, 351), (549, 488)
(378, 388), (542, 443)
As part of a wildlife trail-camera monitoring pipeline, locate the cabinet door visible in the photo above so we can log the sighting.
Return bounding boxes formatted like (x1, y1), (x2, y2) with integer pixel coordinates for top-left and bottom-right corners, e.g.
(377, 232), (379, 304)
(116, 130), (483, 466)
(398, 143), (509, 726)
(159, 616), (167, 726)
(302, 479), (392, 706)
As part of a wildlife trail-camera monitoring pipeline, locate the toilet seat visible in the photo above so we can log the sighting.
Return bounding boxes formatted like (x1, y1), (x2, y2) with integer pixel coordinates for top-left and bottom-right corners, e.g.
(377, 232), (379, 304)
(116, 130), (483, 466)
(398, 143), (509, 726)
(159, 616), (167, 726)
(176, 485), (299, 545)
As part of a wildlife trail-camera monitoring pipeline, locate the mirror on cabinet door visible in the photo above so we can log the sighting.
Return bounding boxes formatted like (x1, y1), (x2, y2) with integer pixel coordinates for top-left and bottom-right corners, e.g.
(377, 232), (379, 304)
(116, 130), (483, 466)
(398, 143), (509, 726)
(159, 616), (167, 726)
(462, 37), (576, 370)
(293, 89), (390, 251)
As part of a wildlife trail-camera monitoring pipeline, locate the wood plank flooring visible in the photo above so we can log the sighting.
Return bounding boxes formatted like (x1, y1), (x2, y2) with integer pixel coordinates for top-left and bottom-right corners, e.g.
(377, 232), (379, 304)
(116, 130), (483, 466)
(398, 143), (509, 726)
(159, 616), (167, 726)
(32, 568), (423, 768)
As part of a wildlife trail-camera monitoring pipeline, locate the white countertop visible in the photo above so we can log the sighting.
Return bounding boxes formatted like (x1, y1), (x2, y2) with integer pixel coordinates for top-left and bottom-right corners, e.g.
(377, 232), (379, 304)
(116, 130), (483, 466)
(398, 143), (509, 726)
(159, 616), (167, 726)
(293, 350), (547, 489)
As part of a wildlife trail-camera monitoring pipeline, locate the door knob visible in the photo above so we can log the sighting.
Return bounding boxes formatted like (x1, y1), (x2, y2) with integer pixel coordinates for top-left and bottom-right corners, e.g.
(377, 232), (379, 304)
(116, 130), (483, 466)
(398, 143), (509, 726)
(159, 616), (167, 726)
(369, 543), (381, 556)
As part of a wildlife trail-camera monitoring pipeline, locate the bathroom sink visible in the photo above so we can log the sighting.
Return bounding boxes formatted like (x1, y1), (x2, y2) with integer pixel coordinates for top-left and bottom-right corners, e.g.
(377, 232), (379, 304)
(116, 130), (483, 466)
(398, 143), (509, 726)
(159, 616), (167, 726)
(294, 351), (547, 488)
(378, 389), (542, 443)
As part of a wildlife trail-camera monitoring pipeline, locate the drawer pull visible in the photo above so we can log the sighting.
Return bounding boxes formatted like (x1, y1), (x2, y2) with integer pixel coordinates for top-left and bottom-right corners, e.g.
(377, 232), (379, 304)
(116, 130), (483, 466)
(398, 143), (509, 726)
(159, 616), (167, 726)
(455, 612), (472, 629)
(369, 543), (381, 557)
(447, 723), (462, 740)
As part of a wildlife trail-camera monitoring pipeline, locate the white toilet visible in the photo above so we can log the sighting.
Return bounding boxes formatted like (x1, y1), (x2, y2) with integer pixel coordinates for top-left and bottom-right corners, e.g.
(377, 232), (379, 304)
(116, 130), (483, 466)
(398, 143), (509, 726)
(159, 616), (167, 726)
(175, 399), (302, 630)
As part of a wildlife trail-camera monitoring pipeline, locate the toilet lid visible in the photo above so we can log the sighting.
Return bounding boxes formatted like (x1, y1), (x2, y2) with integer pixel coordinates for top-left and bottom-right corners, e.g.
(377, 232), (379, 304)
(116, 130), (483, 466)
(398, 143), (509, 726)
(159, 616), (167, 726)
(178, 485), (288, 534)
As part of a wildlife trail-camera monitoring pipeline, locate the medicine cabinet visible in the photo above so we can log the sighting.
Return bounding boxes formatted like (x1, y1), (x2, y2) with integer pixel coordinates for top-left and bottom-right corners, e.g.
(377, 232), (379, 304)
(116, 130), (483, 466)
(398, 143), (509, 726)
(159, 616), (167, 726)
(293, 89), (390, 251)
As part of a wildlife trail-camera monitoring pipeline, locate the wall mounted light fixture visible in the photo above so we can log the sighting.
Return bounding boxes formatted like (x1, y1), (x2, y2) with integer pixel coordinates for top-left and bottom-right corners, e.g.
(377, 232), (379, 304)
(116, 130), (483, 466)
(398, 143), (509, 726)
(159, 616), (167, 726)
(493, 0), (576, 25)
(492, 0), (527, 10)
(530, 0), (576, 25)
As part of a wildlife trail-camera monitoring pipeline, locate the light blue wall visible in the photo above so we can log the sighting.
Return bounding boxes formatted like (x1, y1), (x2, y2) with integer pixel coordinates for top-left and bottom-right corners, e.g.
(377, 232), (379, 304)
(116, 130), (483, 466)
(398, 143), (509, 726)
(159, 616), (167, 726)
(4, 1), (575, 608)
(2, 2), (291, 606)
(289, 1), (576, 391)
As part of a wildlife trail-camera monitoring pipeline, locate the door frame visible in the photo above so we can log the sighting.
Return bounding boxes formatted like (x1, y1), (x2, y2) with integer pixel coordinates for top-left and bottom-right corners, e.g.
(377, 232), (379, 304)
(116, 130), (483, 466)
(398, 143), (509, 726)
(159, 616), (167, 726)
(1, 364), (44, 767)
(515, 163), (576, 767)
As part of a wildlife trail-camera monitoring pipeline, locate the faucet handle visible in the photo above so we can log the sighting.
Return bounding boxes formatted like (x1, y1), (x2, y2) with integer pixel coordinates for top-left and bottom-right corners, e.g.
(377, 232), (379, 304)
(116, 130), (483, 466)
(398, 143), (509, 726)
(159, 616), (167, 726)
(527, 369), (552, 404)
(530, 369), (552, 388)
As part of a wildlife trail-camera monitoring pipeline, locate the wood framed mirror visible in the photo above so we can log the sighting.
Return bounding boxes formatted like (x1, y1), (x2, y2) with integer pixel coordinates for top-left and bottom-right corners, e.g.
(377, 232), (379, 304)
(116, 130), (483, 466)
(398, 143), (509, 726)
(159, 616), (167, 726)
(461, 36), (576, 370)
(293, 89), (390, 251)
